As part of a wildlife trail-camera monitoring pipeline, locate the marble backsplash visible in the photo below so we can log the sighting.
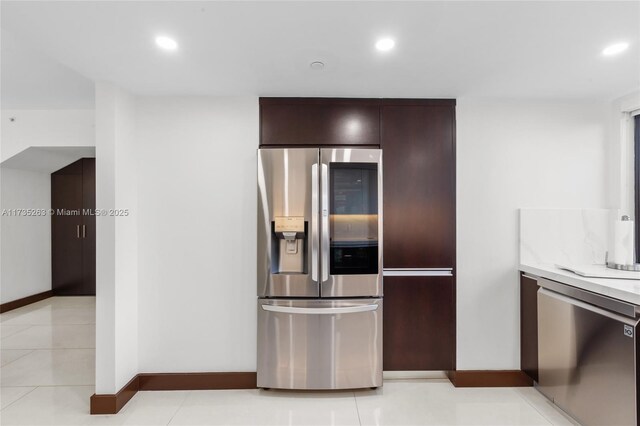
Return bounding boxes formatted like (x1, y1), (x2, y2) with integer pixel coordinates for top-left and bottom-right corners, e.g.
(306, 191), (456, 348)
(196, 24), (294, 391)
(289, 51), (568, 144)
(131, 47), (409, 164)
(520, 208), (619, 265)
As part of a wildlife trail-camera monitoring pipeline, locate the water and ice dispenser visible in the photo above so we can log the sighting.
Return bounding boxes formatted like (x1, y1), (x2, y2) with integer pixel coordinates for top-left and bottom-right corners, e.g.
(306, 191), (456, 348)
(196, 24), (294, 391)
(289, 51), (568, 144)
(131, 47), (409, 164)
(272, 216), (307, 274)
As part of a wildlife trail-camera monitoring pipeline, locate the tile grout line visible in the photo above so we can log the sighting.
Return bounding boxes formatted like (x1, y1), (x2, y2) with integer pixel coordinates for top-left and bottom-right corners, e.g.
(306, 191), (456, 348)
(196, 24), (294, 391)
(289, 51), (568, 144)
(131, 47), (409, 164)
(511, 387), (558, 426)
(2, 384), (96, 388)
(0, 349), (34, 368)
(0, 347), (96, 351)
(2, 324), (96, 327)
(0, 325), (34, 340)
(165, 390), (191, 425)
(353, 391), (362, 426)
(0, 385), (38, 412)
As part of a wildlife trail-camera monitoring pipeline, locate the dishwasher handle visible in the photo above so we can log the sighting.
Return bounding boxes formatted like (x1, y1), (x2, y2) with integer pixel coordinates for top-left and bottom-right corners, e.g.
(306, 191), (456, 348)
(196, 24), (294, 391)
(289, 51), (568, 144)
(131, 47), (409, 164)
(539, 288), (640, 326)
(261, 304), (378, 315)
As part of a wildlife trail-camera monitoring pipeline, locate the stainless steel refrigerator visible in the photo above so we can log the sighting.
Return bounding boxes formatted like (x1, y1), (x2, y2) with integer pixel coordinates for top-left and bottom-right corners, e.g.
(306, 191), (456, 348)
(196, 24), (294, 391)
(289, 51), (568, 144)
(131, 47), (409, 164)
(257, 148), (383, 390)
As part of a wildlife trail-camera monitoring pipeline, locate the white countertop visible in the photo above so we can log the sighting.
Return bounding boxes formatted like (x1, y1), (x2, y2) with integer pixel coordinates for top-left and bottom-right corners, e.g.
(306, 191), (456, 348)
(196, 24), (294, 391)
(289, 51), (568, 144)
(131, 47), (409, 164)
(520, 262), (640, 305)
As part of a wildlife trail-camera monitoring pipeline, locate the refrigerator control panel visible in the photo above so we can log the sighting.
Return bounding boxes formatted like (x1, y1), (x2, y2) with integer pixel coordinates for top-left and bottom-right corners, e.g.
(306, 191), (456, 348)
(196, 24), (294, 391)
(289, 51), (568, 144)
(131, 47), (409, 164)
(274, 216), (305, 233)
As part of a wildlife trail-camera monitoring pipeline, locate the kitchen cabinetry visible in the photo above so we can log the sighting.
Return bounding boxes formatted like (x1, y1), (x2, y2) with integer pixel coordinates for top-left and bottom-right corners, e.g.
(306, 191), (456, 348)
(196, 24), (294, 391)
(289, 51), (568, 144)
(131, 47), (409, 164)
(51, 158), (96, 295)
(383, 276), (455, 370)
(259, 97), (457, 371)
(259, 98), (380, 146)
(380, 100), (456, 370)
(520, 273), (539, 381)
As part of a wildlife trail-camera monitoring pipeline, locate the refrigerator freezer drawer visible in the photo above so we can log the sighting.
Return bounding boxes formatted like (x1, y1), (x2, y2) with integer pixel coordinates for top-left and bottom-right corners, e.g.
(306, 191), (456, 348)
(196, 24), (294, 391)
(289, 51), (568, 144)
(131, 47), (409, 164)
(538, 288), (639, 426)
(257, 298), (383, 390)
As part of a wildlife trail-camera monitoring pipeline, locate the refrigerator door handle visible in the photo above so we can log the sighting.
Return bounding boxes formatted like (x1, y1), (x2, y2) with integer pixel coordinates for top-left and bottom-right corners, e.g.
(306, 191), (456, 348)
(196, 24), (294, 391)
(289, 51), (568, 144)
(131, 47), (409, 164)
(261, 304), (378, 315)
(321, 163), (329, 282)
(311, 163), (319, 282)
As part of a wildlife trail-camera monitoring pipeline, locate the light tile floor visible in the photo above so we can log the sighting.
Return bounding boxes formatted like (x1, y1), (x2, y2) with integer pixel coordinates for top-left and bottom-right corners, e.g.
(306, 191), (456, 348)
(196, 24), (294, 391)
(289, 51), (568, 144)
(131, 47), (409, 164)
(1, 297), (578, 425)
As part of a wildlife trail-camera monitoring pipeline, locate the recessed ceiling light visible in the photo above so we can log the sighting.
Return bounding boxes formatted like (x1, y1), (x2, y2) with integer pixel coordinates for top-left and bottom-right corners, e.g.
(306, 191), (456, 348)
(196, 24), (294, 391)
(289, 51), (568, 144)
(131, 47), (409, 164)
(155, 36), (178, 51)
(310, 61), (325, 70)
(602, 42), (629, 56)
(375, 38), (395, 52)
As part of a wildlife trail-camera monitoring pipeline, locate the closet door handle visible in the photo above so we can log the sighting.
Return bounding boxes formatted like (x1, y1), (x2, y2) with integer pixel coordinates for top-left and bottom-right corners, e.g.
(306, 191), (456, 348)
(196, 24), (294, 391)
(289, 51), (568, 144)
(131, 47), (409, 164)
(82, 225), (86, 239)
(76, 225), (80, 239)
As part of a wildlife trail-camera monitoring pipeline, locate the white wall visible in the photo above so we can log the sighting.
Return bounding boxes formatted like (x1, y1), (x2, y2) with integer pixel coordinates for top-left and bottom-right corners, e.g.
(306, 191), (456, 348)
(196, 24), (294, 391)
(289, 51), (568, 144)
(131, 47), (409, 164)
(135, 97), (258, 373)
(94, 83), (138, 393)
(1, 109), (95, 162)
(113, 87), (138, 390)
(456, 98), (608, 370)
(0, 167), (51, 303)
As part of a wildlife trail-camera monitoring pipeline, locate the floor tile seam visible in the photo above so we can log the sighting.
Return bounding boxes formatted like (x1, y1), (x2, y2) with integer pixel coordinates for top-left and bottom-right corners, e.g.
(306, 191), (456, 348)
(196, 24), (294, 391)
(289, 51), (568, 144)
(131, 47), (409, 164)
(1, 322), (96, 326)
(0, 347), (96, 350)
(353, 391), (362, 426)
(0, 383), (96, 388)
(0, 385), (37, 411)
(1, 384), (94, 388)
(165, 390), (192, 425)
(0, 349), (34, 368)
(511, 387), (556, 426)
(0, 326), (34, 340)
(1, 324), (95, 327)
(8, 348), (95, 351)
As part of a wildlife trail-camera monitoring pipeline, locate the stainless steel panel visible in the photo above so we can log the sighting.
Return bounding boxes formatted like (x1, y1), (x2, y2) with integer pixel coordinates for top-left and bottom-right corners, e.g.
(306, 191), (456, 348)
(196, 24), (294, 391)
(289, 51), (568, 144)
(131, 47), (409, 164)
(538, 288), (638, 426)
(320, 148), (383, 298)
(257, 298), (383, 390)
(257, 148), (319, 297)
(538, 277), (638, 318)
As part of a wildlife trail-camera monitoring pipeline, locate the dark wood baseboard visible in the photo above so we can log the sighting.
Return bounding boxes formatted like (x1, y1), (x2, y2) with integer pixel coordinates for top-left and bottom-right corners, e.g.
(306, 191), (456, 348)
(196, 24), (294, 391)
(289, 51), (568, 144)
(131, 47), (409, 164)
(0, 290), (53, 314)
(90, 375), (139, 415)
(90, 372), (257, 414)
(447, 370), (533, 387)
(138, 372), (257, 390)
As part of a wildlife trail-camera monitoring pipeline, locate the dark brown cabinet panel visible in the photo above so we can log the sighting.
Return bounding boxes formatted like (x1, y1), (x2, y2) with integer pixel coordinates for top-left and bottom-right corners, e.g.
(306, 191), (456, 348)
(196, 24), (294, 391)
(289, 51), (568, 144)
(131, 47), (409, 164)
(520, 273), (539, 381)
(51, 158), (96, 296)
(260, 98), (380, 146)
(383, 276), (455, 370)
(381, 104), (455, 268)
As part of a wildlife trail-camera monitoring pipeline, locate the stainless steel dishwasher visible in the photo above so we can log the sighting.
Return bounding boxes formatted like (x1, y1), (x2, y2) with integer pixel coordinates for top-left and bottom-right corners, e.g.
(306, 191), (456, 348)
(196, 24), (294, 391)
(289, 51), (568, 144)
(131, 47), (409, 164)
(537, 278), (639, 426)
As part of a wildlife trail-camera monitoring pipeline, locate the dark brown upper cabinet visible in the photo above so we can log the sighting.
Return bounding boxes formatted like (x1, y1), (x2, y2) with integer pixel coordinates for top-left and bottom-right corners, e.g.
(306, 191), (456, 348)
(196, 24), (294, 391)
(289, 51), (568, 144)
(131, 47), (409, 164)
(381, 101), (456, 269)
(260, 98), (380, 146)
(51, 158), (96, 296)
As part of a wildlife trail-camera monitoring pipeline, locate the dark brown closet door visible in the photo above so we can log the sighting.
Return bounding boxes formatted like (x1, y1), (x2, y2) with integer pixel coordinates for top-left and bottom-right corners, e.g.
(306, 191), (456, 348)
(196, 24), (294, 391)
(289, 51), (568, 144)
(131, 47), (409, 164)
(81, 158), (96, 295)
(51, 158), (96, 296)
(51, 160), (84, 295)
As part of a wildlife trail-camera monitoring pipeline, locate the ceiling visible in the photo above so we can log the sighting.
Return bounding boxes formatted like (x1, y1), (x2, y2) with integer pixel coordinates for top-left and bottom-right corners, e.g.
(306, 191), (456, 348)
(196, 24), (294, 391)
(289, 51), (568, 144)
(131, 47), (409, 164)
(1, 29), (95, 109)
(1, 1), (639, 108)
